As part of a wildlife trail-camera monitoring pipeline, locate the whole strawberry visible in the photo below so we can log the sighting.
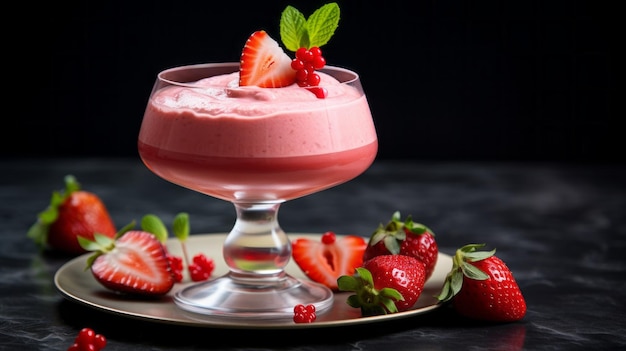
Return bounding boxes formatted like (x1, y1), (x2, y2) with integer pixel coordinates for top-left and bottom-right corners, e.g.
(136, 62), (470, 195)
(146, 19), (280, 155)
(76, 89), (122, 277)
(363, 211), (438, 280)
(436, 243), (527, 322)
(79, 226), (175, 296)
(337, 254), (426, 316)
(27, 175), (117, 255)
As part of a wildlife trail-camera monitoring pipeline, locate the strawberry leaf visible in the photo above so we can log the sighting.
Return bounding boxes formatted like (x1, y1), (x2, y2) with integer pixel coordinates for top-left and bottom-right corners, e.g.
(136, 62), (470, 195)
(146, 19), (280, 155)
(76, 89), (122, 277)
(380, 287), (404, 302)
(337, 275), (360, 292)
(436, 244), (495, 303)
(436, 269), (465, 302)
(26, 222), (48, 248)
(379, 298), (399, 315)
(450, 270), (464, 293)
(63, 175), (81, 194)
(27, 175), (82, 250)
(94, 233), (115, 248)
(77, 236), (102, 252)
(355, 267), (373, 284)
(383, 235), (401, 254)
(37, 196), (60, 224)
(78, 233), (115, 252)
(346, 294), (362, 309)
(391, 211), (402, 222)
(338, 267), (403, 316)
(461, 262), (489, 280)
(405, 216), (430, 235)
(435, 274), (454, 301)
(114, 221), (136, 240)
(465, 249), (496, 262)
(84, 252), (102, 269)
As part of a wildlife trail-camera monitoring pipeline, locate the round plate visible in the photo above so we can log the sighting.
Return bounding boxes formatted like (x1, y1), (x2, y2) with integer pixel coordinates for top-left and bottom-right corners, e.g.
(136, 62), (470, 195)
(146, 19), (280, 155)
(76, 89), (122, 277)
(54, 233), (452, 329)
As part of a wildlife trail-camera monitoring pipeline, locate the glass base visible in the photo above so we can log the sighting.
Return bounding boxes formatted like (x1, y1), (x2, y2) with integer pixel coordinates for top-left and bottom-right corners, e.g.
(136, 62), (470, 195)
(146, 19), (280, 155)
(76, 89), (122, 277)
(174, 272), (334, 320)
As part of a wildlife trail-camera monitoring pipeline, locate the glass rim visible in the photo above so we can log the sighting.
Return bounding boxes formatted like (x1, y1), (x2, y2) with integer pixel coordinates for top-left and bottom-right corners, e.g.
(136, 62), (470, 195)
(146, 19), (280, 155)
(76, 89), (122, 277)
(156, 62), (361, 87)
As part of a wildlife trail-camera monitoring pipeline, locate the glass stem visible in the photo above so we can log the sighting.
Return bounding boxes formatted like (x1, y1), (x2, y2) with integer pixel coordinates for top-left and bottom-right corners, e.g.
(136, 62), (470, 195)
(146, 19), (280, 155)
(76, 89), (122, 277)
(222, 202), (291, 281)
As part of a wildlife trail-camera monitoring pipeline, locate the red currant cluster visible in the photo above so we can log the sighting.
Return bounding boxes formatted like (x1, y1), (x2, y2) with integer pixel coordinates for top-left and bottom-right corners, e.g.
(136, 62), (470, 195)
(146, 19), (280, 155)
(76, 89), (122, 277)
(293, 304), (317, 323)
(291, 47), (326, 87)
(166, 254), (184, 282)
(189, 253), (215, 281)
(67, 328), (107, 351)
(167, 252), (215, 282)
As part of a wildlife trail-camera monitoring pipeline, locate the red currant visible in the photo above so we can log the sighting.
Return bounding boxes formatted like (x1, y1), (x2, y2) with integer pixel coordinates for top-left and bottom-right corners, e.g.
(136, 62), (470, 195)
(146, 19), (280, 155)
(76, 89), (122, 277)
(94, 334), (107, 350)
(69, 328), (107, 351)
(293, 304), (317, 323)
(188, 253), (215, 281)
(309, 46), (322, 57)
(312, 55), (326, 69)
(321, 231), (336, 244)
(306, 73), (321, 86)
(290, 46), (327, 92)
(75, 328), (95, 346)
(295, 47), (308, 60)
(295, 69), (309, 82)
(167, 254), (184, 282)
(290, 59), (305, 71)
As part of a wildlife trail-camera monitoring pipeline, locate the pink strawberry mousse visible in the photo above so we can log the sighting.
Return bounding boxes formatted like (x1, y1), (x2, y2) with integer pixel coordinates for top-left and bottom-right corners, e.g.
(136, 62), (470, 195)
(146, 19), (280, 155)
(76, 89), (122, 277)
(138, 70), (377, 158)
(138, 64), (377, 202)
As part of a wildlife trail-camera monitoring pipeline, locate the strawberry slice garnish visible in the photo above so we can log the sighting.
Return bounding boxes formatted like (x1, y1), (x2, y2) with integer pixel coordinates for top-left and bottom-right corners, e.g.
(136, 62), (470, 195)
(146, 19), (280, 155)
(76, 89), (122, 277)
(239, 30), (296, 88)
(79, 229), (175, 296)
(291, 231), (367, 291)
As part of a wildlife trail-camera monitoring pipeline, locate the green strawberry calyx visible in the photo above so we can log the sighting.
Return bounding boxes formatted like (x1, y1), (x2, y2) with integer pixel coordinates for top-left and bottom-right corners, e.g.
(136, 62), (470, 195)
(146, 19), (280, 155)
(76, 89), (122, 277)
(78, 212), (192, 270)
(280, 2), (340, 52)
(368, 211), (432, 254)
(27, 175), (82, 249)
(78, 221), (136, 269)
(435, 243), (494, 303)
(337, 267), (404, 316)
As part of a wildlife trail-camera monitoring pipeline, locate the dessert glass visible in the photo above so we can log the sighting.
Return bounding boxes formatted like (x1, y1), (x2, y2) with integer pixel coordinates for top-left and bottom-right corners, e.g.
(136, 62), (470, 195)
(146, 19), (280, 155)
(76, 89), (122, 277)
(138, 62), (377, 319)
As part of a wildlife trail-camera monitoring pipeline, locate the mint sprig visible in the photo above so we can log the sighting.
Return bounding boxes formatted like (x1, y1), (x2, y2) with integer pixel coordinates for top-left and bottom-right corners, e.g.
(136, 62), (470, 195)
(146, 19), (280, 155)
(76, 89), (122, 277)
(280, 2), (340, 52)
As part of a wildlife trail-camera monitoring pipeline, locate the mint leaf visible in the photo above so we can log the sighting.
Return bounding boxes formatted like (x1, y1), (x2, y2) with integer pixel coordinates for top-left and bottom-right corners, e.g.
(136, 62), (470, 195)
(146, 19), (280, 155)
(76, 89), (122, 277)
(306, 2), (340, 48)
(172, 212), (190, 242)
(141, 214), (168, 243)
(280, 5), (307, 52)
(279, 2), (340, 52)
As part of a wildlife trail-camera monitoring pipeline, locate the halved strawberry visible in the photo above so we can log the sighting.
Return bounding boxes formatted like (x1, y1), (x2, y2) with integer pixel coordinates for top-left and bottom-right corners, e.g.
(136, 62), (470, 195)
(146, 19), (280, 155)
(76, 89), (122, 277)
(79, 229), (175, 296)
(291, 231), (367, 291)
(239, 30), (296, 87)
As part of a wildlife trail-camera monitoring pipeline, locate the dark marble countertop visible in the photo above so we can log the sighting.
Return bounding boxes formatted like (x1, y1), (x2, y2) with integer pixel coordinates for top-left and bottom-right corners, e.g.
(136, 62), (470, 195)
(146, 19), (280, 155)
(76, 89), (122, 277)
(1, 158), (625, 351)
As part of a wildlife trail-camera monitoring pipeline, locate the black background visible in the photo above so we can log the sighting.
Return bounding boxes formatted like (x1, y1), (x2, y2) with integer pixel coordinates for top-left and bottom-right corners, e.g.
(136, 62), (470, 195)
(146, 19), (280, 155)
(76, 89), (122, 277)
(8, 0), (622, 163)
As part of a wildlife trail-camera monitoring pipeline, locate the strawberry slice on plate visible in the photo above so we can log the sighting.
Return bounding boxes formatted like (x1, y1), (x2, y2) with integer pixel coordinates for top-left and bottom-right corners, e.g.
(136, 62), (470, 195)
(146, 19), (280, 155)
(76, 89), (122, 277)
(79, 230), (175, 296)
(239, 30), (296, 87)
(291, 231), (367, 291)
